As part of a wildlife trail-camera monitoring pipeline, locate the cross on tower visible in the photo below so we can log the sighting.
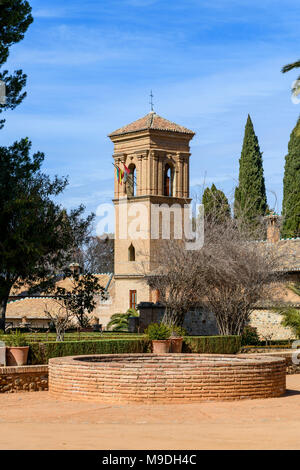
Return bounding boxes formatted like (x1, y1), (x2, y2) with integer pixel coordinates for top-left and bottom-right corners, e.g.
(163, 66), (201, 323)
(149, 90), (154, 112)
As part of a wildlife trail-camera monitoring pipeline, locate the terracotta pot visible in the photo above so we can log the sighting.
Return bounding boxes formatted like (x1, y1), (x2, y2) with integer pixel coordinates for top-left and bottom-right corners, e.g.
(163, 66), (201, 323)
(6, 346), (29, 366)
(170, 337), (183, 353)
(152, 339), (171, 354)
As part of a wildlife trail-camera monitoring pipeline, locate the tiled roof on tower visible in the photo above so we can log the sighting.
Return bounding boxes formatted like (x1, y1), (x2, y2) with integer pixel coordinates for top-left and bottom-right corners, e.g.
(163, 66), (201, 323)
(109, 111), (195, 137)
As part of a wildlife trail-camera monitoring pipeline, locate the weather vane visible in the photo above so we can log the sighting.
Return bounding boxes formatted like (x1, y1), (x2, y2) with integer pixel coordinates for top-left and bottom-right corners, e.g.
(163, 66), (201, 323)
(149, 90), (154, 112)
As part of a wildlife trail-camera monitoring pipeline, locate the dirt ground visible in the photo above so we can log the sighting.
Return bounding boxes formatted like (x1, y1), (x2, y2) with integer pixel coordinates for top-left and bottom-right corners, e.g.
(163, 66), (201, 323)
(1, 375), (300, 450)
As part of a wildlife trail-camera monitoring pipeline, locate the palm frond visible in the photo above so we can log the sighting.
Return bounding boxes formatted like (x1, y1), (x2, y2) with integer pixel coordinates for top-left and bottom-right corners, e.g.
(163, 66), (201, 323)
(106, 313), (131, 331)
(282, 60), (300, 73)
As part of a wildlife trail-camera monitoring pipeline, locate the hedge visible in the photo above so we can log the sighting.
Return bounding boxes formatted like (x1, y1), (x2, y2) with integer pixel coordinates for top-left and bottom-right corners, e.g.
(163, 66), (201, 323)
(29, 339), (150, 365)
(20, 333), (144, 343)
(28, 335), (241, 364)
(182, 335), (241, 354)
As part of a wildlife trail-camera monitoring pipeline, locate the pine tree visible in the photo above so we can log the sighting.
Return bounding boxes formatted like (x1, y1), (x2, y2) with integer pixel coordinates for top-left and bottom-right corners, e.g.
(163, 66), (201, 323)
(0, 1), (33, 128)
(0, 2), (94, 331)
(281, 118), (300, 238)
(234, 115), (267, 227)
(202, 184), (231, 222)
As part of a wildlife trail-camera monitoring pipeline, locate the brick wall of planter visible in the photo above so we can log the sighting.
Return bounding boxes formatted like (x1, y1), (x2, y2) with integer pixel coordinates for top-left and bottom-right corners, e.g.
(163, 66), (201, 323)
(49, 354), (286, 403)
(0, 365), (48, 393)
(251, 350), (300, 375)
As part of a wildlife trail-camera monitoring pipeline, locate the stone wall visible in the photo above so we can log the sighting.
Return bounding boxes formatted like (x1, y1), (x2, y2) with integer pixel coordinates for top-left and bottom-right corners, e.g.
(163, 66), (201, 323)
(249, 309), (296, 341)
(137, 303), (296, 339)
(183, 309), (218, 336)
(137, 302), (218, 335)
(0, 365), (48, 393)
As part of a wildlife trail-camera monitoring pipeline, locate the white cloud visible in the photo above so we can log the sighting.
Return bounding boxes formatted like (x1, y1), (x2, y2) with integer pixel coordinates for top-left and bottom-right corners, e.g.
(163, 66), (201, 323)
(33, 8), (68, 18)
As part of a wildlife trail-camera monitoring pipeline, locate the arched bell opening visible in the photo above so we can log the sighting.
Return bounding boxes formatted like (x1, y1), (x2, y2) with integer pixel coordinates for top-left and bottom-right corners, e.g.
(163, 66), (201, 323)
(164, 163), (175, 197)
(127, 164), (136, 197)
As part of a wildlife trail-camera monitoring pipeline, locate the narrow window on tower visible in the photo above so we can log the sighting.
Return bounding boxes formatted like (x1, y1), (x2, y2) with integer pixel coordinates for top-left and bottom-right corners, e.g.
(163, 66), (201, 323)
(128, 243), (135, 261)
(129, 290), (137, 310)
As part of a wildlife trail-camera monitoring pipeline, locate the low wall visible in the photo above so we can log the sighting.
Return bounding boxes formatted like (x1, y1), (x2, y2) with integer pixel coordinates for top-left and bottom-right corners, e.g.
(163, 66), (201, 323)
(0, 365), (48, 393)
(251, 350), (300, 375)
(49, 354), (286, 403)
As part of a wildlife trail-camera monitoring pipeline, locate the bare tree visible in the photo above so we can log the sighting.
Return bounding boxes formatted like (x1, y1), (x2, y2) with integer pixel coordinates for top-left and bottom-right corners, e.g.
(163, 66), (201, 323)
(144, 216), (283, 335)
(44, 301), (74, 342)
(145, 239), (202, 327)
(72, 235), (114, 274)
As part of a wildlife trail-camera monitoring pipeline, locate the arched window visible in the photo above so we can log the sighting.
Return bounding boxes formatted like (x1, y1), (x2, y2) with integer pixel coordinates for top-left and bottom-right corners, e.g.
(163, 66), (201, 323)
(128, 243), (135, 261)
(127, 164), (136, 197)
(164, 163), (174, 196)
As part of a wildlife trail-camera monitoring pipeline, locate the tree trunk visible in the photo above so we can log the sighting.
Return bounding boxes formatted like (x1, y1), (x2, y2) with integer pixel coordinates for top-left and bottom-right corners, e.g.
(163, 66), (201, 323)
(162, 307), (186, 328)
(0, 281), (12, 333)
(215, 312), (247, 336)
(56, 326), (65, 342)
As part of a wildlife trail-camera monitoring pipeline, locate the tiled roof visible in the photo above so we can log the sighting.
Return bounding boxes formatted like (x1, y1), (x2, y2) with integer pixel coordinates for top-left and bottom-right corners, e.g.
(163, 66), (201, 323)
(7, 297), (60, 319)
(109, 112), (195, 137)
(8, 274), (113, 320)
(258, 238), (300, 272)
(54, 274), (111, 291)
(10, 274), (112, 297)
(276, 238), (300, 272)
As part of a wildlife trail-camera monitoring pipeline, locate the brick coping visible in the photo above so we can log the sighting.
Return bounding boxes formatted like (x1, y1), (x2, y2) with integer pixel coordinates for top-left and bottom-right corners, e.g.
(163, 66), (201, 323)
(49, 353), (286, 368)
(0, 365), (48, 374)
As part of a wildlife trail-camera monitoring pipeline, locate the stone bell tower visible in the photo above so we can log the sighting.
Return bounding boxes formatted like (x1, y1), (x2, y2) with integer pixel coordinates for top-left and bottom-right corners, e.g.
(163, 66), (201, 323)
(108, 111), (195, 313)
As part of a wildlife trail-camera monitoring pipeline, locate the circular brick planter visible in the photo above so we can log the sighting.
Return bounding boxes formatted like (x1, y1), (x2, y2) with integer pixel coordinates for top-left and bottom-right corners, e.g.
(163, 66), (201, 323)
(49, 354), (286, 403)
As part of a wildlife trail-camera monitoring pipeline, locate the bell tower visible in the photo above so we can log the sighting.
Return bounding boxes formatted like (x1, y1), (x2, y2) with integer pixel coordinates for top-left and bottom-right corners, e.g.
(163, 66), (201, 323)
(108, 111), (195, 313)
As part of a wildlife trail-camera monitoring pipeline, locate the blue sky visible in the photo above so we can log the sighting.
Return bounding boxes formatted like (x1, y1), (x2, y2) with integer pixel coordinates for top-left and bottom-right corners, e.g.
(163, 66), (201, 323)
(1, 0), (300, 225)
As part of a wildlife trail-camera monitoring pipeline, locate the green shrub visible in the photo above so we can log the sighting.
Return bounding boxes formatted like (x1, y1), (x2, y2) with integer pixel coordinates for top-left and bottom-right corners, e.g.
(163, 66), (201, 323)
(4, 330), (29, 347)
(145, 323), (171, 340)
(170, 325), (186, 337)
(241, 326), (260, 346)
(8, 332), (145, 343)
(280, 307), (300, 339)
(29, 338), (150, 365)
(106, 313), (132, 332)
(27, 335), (241, 364)
(182, 335), (241, 354)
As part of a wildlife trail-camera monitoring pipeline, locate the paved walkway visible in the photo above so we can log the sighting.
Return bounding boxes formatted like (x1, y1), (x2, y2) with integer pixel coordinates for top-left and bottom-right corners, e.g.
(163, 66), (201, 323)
(1, 375), (300, 449)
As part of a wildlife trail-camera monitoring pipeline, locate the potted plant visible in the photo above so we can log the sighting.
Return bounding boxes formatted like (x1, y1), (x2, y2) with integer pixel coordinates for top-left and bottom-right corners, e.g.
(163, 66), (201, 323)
(5, 330), (30, 366)
(146, 323), (171, 354)
(169, 325), (186, 353)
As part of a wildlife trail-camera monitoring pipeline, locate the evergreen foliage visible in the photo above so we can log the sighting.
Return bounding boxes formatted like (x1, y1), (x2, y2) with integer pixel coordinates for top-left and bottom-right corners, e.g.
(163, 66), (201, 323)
(234, 115), (267, 227)
(202, 183), (231, 222)
(0, 1), (33, 128)
(27, 336), (241, 364)
(281, 118), (300, 238)
(106, 309), (139, 332)
(0, 138), (93, 330)
(0, 3), (94, 330)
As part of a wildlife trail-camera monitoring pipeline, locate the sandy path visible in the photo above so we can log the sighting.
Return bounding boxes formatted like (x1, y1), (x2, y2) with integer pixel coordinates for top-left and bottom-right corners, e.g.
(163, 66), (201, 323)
(1, 375), (300, 450)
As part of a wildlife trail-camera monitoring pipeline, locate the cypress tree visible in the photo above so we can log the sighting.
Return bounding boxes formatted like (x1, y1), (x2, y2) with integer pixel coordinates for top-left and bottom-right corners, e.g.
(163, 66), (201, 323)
(202, 184), (231, 222)
(281, 117), (300, 238)
(234, 115), (267, 226)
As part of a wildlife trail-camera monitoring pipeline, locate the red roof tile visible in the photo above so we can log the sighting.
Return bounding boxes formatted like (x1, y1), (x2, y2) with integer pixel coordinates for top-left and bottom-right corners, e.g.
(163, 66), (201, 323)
(109, 112), (195, 137)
